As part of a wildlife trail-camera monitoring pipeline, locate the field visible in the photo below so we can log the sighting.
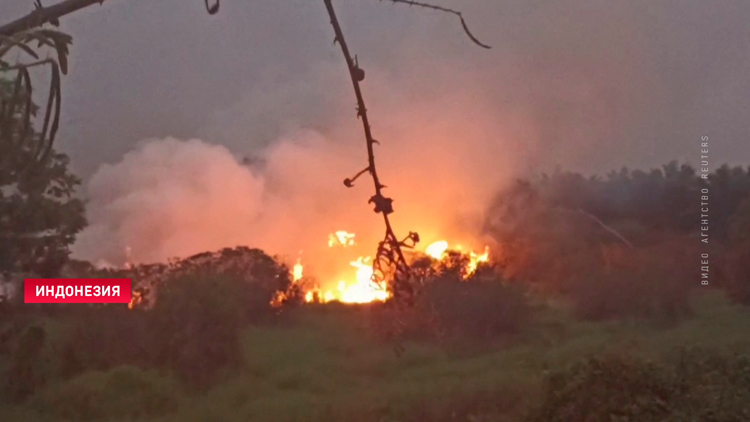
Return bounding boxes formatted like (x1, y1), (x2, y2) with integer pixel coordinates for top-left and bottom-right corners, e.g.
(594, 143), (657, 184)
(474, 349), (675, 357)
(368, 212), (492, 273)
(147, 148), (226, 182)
(3, 288), (749, 422)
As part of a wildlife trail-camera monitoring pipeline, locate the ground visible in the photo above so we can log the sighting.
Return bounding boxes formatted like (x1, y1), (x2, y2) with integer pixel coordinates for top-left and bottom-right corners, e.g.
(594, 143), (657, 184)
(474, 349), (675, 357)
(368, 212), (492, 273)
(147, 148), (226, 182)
(4, 289), (747, 422)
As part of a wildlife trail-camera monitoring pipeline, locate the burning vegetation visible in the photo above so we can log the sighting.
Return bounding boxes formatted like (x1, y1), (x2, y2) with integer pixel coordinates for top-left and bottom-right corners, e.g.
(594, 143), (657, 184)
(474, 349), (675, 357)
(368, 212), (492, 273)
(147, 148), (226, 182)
(292, 231), (490, 305)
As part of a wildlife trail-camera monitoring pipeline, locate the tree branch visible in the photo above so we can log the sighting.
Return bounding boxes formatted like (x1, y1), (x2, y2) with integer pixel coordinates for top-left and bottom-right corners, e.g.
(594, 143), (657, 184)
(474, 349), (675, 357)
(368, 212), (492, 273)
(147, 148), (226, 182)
(323, 0), (416, 305)
(1, 0), (221, 38)
(384, 0), (491, 49)
(0, 0), (111, 37)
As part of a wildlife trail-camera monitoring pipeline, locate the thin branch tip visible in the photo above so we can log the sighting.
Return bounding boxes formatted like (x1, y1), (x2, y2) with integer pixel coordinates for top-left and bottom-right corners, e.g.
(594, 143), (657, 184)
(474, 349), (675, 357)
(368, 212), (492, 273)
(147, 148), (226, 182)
(387, 0), (492, 49)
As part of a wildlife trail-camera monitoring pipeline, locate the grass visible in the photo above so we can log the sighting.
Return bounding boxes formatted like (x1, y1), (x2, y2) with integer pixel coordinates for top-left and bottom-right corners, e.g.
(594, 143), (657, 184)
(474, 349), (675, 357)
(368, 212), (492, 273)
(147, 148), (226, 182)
(4, 289), (750, 421)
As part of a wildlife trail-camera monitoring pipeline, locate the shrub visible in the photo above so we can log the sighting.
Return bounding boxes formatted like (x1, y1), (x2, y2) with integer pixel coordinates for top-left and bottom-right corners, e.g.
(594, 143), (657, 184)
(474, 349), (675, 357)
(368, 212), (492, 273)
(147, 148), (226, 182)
(724, 199), (750, 304)
(380, 268), (532, 344)
(149, 274), (246, 389)
(526, 349), (750, 422)
(2, 325), (47, 403)
(30, 366), (179, 421)
(725, 248), (750, 305)
(420, 271), (531, 339)
(120, 247), (297, 318)
(58, 305), (152, 378)
(568, 246), (692, 322)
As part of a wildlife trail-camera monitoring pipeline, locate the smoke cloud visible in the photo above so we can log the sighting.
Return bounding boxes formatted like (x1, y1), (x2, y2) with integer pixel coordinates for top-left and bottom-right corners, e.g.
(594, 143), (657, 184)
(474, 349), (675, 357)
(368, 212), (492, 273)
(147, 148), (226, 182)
(72, 64), (523, 283)
(66, 0), (749, 287)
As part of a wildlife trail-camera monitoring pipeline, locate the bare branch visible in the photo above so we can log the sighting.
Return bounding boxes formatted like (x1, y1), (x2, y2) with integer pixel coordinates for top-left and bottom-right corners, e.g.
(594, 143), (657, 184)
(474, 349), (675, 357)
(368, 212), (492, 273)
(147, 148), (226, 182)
(323, 0), (416, 306)
(0, 0), (110, 38)
(384, 0), (492, 49)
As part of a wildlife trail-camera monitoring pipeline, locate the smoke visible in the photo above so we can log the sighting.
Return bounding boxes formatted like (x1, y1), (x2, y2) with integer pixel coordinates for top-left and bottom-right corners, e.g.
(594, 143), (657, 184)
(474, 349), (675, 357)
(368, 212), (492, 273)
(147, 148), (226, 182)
(69, 0), (750, 286)
(72, 60), (528, 282)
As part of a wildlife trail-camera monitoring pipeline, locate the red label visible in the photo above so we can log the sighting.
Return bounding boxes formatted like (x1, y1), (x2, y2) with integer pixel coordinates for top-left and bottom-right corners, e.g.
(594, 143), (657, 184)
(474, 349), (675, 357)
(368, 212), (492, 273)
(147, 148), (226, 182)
(24, 279), (132, 303)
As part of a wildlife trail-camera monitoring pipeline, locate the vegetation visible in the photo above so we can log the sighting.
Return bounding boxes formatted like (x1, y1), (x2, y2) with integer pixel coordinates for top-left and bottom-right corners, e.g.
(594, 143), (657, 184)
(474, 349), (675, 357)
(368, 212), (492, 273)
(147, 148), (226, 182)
(0, 75), (86, 279)
(1, 159), (750, 421)
(2, 2), (747, 420)
(1, 289), (749, 422)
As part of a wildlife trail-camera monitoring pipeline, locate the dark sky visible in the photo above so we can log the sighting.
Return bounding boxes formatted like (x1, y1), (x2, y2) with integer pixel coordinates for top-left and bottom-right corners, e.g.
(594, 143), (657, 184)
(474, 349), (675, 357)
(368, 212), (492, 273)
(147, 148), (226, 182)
(2, 0), (749, 180)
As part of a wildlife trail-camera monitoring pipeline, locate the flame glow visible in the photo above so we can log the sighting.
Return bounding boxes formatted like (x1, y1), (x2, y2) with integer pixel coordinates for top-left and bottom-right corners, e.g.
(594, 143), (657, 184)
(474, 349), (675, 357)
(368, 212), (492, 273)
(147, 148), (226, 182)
(292, 258), (303, 282)
(296, 234), (491, 305)
(328, 231), (355, 248)
(425, 240), (449, 260)
(336, 257), (389, 303)
(466, 246), (490, 275)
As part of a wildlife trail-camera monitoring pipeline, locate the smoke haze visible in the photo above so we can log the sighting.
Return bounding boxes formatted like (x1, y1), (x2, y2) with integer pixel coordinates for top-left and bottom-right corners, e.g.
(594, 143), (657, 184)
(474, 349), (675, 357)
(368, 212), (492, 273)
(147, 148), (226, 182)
(2, 0), (746, 279)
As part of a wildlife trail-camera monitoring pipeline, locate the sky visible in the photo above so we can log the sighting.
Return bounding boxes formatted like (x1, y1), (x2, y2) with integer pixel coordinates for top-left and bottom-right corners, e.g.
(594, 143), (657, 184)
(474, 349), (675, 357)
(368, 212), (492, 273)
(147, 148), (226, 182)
(2, 0), (749, 268)
(2, 0), (748, 178)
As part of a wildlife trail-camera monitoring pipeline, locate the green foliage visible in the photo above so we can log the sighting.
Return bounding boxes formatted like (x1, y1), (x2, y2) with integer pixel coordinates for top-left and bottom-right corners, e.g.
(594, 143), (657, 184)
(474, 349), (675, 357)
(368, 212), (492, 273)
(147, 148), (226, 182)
(486, 162), (750, 249)
(729, 197), (750, 245)
(0, 148), (86, 277)
(0, 30), (85, 277)
(14, 248), (297, 395)
(58, 305), (152, 377)
(724, 197), (750, 305)
(527, 349), (750, 422)
(109, 247), (298, 317)
(568, 249), (692, 322)
(384, 267), (532, 344)
(30, 366), (179, 421)
(150, 274), (246, 389)
(0, 290), (749, 421)
(419, 269), (532, 339)
(2, 325), (47, 402)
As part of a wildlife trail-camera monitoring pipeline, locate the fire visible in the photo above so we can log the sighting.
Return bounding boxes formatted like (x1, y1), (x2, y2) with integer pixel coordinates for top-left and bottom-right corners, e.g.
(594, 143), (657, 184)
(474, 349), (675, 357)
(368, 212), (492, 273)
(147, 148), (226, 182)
(328, 230), (355, 247)
(294, 236), (491, 305)
(336, 257), (389, 303)
(466, 246), (490, 275)
(425, 240), (449, 259)
(292, 258), (303, 282)
(299, 256), (389, 304)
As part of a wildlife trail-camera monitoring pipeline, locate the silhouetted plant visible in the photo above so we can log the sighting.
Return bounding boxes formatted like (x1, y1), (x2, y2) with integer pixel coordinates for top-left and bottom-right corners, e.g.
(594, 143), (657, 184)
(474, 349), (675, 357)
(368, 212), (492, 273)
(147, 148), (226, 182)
(30, 365), (179, 421)
(149, 274), (245, 389)
(527, 349), (750, 422)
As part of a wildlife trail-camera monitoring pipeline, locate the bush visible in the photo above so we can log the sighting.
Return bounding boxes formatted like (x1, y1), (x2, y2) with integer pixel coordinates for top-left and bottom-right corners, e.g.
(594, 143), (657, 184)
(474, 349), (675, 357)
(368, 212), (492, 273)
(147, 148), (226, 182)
(724, 198), (750, 304)
(380, 268), (532, 344)
(568, 246), (692, 322)
(150, 274), (246, 389)
(725, 248), (750, 305)
(58, 305), (152, 379)
(421, 271), (531, 339)
(2, 325), (47, 403)
(526, 349), (750, 422)
(30, 366), (179, 421)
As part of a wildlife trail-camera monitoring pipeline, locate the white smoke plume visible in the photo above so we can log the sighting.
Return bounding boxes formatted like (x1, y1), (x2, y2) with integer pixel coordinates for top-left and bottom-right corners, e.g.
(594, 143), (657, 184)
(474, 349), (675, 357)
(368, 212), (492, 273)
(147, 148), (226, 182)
(72, 63), (527, 285)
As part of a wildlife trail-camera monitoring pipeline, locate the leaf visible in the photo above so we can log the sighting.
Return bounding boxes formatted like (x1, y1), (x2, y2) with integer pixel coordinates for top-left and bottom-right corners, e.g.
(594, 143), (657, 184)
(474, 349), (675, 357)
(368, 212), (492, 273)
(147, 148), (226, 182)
(0, 35), (40, 59)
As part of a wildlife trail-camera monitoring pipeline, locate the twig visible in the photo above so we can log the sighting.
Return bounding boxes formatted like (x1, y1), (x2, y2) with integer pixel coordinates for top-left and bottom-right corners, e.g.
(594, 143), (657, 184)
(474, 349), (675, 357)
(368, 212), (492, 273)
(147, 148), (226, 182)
(0, 0), (110, 37)
(323, 0), (416, 304)
(383, 0), (491, 49)
(0, 0), (220, 37)
(0, 58), (54, 71)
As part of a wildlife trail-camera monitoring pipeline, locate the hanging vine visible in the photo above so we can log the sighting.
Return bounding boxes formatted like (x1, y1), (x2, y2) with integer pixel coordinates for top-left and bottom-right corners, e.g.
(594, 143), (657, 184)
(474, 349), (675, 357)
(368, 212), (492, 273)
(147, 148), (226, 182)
(322, 0), (490, 309)
(0, 0), (220, 167)
(0, 29), (71, 168)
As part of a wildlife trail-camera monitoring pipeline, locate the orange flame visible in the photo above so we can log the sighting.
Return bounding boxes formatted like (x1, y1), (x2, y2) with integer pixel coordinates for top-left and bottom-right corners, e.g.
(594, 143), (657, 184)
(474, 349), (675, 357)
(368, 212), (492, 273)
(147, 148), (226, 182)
(466, 246), (490, 275)
(425, 240), (449, 260)
(295, 234), (490, 306)
(328, 230), (355, 247)
(292, 258), (303, 282)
